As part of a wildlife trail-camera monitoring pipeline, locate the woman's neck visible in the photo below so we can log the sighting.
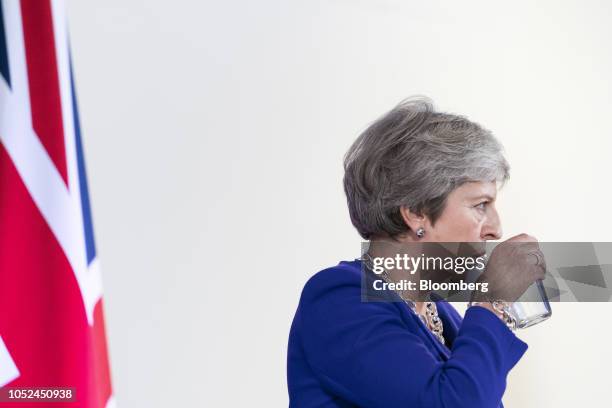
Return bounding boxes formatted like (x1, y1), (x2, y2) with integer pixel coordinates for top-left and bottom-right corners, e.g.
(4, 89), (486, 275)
(366, 238), (429, 304)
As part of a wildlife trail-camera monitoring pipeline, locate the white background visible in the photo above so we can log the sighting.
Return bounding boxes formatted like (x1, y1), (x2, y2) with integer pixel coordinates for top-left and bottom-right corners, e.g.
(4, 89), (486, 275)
(66, 0), (612, 406)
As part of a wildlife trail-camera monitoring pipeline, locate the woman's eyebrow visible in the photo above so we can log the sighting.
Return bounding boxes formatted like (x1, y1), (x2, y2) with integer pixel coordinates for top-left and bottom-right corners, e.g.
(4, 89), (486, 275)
(470, 194), (495, 201)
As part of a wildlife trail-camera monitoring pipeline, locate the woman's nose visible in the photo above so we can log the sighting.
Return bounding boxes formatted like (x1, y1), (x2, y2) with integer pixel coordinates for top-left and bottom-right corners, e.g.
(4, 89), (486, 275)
(481, 208), (502, 240)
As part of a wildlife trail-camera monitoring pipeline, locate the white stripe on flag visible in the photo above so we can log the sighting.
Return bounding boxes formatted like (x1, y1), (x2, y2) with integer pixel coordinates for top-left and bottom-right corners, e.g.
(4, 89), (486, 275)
(0, 335), (19, 387)
(105, 395), (117, 408)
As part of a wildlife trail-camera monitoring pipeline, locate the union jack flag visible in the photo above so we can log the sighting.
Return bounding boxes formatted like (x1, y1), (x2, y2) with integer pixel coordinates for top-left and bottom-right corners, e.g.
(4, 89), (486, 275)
(0, 0), (114, 406)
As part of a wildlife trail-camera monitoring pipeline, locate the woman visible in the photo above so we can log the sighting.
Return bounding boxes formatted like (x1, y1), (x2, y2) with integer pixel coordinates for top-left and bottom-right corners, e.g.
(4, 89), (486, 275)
(287, 98), (546, 407)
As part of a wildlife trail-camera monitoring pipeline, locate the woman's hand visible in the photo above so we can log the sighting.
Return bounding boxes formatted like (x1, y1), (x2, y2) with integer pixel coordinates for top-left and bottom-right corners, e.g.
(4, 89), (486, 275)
(473, 233), (547, 303)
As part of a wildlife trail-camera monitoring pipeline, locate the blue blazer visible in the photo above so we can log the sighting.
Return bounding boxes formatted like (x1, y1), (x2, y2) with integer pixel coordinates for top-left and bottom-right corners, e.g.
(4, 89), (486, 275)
(287, 260), (528, 407)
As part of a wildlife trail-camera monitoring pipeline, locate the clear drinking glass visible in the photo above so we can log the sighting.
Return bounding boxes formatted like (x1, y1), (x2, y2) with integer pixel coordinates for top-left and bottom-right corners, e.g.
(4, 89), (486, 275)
(507, 280), (552, 329)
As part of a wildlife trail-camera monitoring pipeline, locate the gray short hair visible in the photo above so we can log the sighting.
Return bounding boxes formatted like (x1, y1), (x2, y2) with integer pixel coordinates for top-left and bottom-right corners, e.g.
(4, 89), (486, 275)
(343, 97), (509, 239)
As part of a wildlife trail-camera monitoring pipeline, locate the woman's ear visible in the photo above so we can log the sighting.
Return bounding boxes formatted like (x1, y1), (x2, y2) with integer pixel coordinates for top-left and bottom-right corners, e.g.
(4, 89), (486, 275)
(399, 206), (426, 232)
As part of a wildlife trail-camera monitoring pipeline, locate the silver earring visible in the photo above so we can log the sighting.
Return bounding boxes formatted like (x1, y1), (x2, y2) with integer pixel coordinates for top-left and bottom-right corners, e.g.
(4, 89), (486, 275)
(416, 227), (425, 238)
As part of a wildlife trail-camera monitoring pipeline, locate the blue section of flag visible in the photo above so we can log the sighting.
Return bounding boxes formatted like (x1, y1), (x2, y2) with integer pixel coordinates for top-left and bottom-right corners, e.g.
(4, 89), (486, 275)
(0, 1), (11, 88)
(70, 55), (97, 264)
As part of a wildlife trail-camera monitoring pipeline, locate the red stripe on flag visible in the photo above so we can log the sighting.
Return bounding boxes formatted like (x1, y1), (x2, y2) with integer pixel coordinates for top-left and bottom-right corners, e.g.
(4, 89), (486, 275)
(0, 143), (112, 407)
(20, 0), (68, 185)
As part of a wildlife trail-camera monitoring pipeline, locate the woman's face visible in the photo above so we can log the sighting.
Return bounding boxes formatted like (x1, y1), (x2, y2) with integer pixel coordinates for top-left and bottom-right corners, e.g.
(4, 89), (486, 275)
(421, 181), (502, 243)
